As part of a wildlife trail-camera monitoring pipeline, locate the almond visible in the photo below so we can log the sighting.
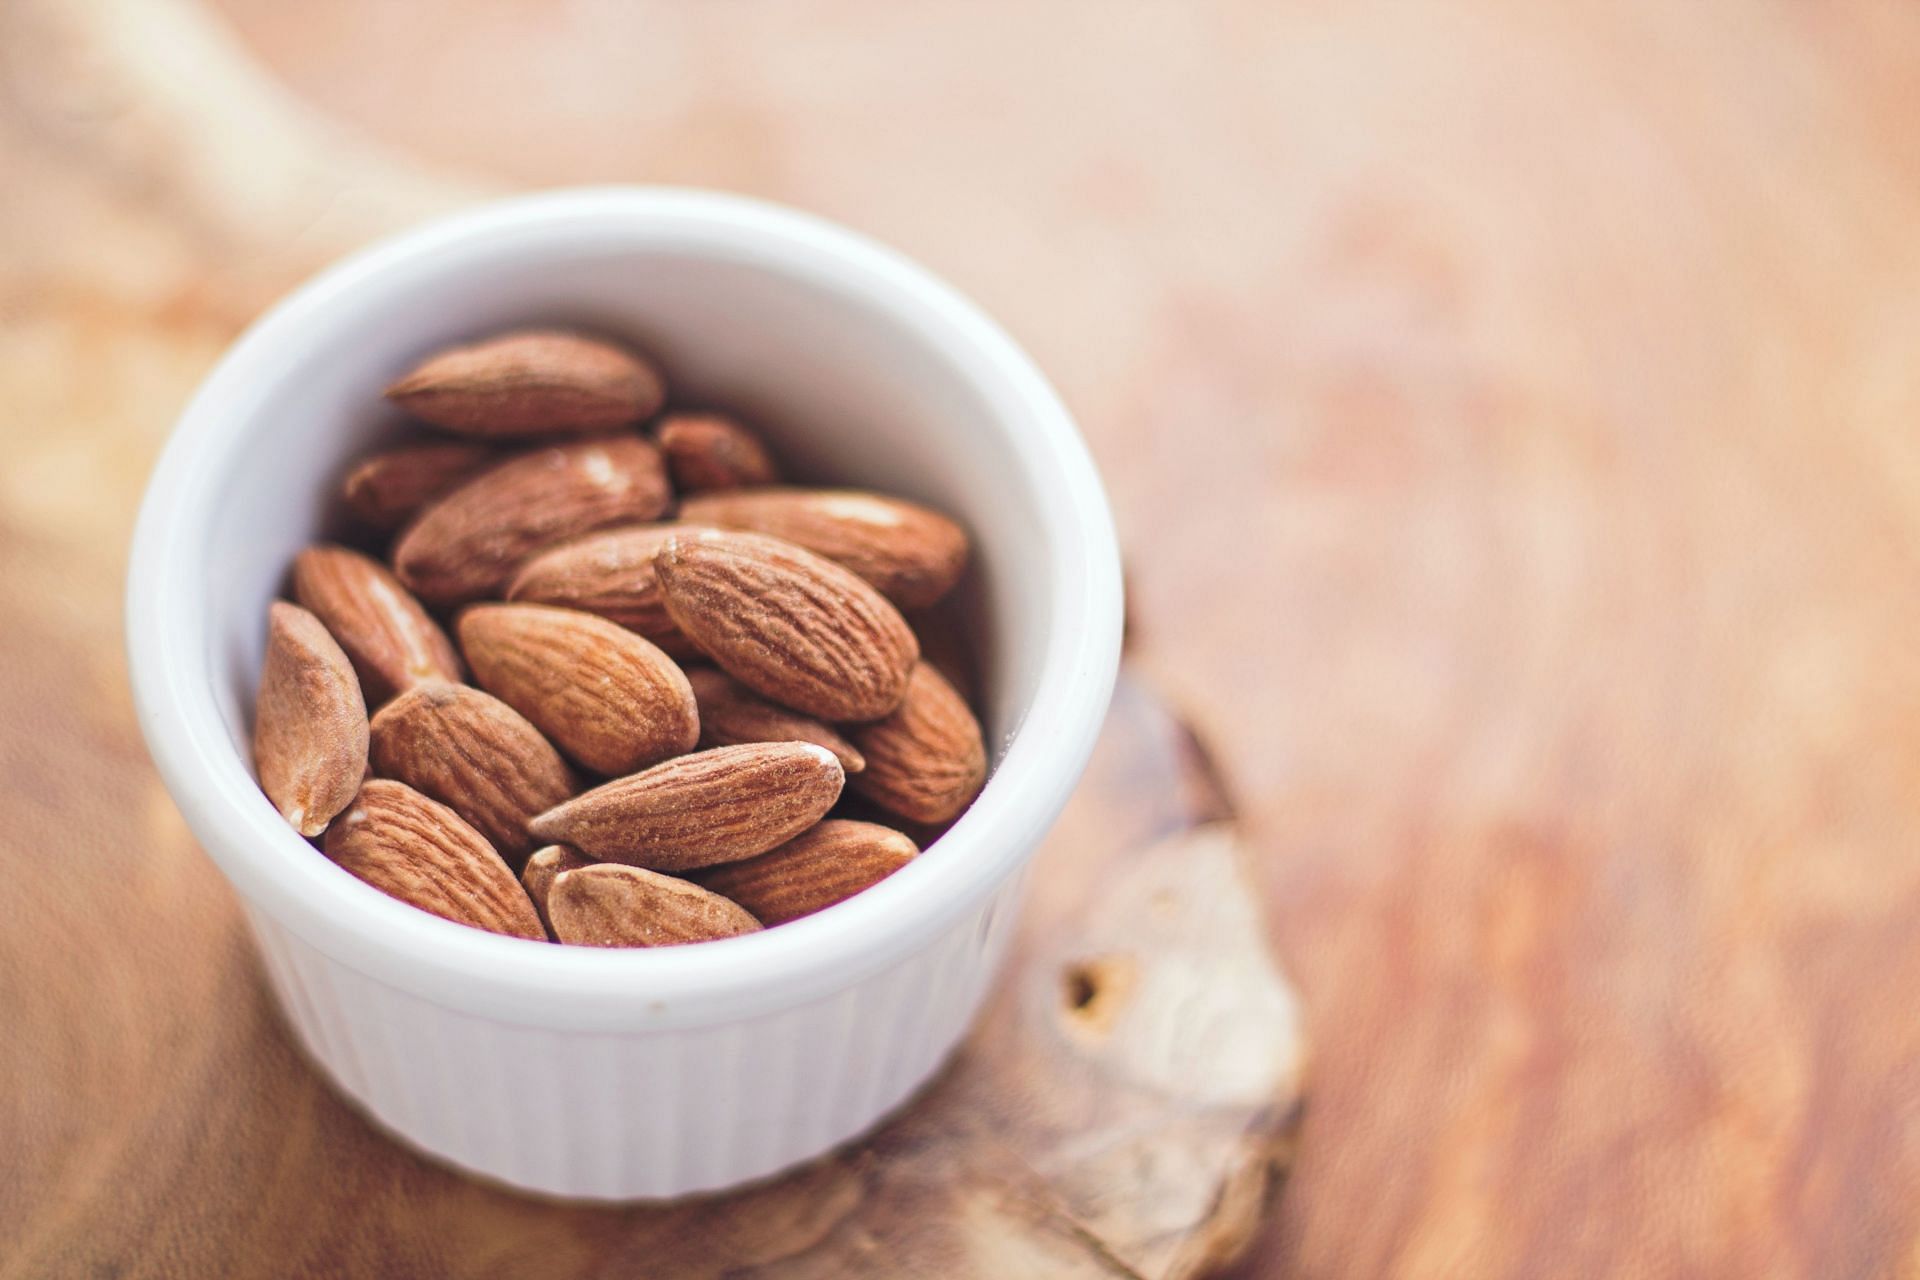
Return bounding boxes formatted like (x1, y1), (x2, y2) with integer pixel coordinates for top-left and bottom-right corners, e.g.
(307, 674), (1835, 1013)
(521, 844), (593, 935)
(654, 529), (918, 721)
(254, 601), (368, 837)
(393, 436), (672, 605)
(292, 544), (462, 704)
(678, 487), (968, 608)
(505, 524), (701, 658)
(547, 863), (761, 948)
(385, 330), (665, 438)
(323, 779), (545, 940)
(368, 681), (575, 864)
(848, 662), (987, 824)
(686, 667), (864, 773)
(530, 742), (844, 870)
(655, 412), (780, 492)
(457, 603), (698, 776)
(692, 819), (915, 925)
(340, 441), (495, 532)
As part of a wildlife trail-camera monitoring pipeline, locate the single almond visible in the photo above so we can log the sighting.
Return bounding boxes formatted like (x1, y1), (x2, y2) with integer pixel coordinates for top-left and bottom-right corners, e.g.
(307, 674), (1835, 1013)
(323, 779), (545, 940)
(521, 844), (593, 935)
(505, 524), (701, 658)
(548, 863), (761, 948)
(385, 330), (666, 438)
(678, 487), (969, 609)
(369, 681), (575, 864)
(393, 436), (672, 605)
(254, 601), (368, 837)
(530, 742), (844, 871)
(340, 441), (496, 532)
(458, 603), (699, 776)
(849, 662), (987, 825)
(655, 412), (780, 492)
(292, 544), (462, 704)
(655, 529), (918, 721)
(686, 667), (864, 773)
(693, 819), (916, 925)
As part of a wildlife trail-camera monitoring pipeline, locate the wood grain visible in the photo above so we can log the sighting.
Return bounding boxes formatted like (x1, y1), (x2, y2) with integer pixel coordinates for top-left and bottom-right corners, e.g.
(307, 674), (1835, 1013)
(10, 0), (1920, 1272)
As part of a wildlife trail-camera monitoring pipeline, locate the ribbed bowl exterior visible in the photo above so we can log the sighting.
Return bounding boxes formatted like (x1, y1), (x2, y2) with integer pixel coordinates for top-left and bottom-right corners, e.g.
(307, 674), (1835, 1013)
(242, 872), (1025, 1200)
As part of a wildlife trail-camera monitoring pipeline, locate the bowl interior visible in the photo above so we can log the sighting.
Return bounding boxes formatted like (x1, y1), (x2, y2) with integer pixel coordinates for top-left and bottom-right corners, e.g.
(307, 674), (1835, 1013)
(199, 233), (1047, 775)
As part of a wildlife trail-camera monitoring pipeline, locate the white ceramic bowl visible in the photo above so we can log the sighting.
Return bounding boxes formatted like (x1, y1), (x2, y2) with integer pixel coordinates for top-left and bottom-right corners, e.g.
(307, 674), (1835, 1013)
(125, 188), (1122, 1200)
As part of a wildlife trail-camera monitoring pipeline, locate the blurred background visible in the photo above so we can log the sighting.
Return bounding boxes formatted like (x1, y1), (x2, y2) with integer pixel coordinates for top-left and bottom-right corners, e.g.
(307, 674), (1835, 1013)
(7, 1), (1920, 1275)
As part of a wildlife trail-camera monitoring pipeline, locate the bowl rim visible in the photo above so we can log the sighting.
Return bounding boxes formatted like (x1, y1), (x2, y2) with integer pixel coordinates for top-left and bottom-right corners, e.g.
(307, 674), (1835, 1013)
(126, 187), (1122, 1031)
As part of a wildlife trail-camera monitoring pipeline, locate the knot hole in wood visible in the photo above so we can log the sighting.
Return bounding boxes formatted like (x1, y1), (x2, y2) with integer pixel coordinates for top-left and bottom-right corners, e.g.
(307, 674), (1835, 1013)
(1061, 952), (1138, 1040)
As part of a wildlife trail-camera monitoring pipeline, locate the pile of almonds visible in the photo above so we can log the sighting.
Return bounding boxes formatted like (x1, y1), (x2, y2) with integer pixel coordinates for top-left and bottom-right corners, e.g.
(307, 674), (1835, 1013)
(253, 329), (987, 948)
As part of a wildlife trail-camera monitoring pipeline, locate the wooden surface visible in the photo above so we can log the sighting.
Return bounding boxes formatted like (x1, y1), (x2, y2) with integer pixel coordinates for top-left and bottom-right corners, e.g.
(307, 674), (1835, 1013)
(8, 0), (1920, 1274)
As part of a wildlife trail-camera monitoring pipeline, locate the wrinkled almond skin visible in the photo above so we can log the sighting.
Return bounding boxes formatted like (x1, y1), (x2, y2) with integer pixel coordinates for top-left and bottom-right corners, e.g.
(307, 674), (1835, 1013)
(292, 544), (462, 704)
(369, 681), (575, 864)
(340, 441), (495, 532)
(385, 330), (666, 438)
(505, 524), (701, 658)
(686, 666), (864, 773)
(655, 529), (918, 721)
(255, 601), (368, 837)
(323, 779), (545, 940)
(849, 662), (987, 825)
(656, 413), (780, 492)
(458, 603), (699, 776)
(678, 488), (969, 609)
(521, 844), (593, 935)
(548, 863), (761, 948)
(693, 819), (916, 925)
(530, 742), (844, 870)
(394, 436), (672, 605)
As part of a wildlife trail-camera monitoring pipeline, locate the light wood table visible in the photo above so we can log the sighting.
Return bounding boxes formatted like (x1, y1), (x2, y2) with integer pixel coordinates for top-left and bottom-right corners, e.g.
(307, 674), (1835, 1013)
(7, 0), (1920, 1273)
